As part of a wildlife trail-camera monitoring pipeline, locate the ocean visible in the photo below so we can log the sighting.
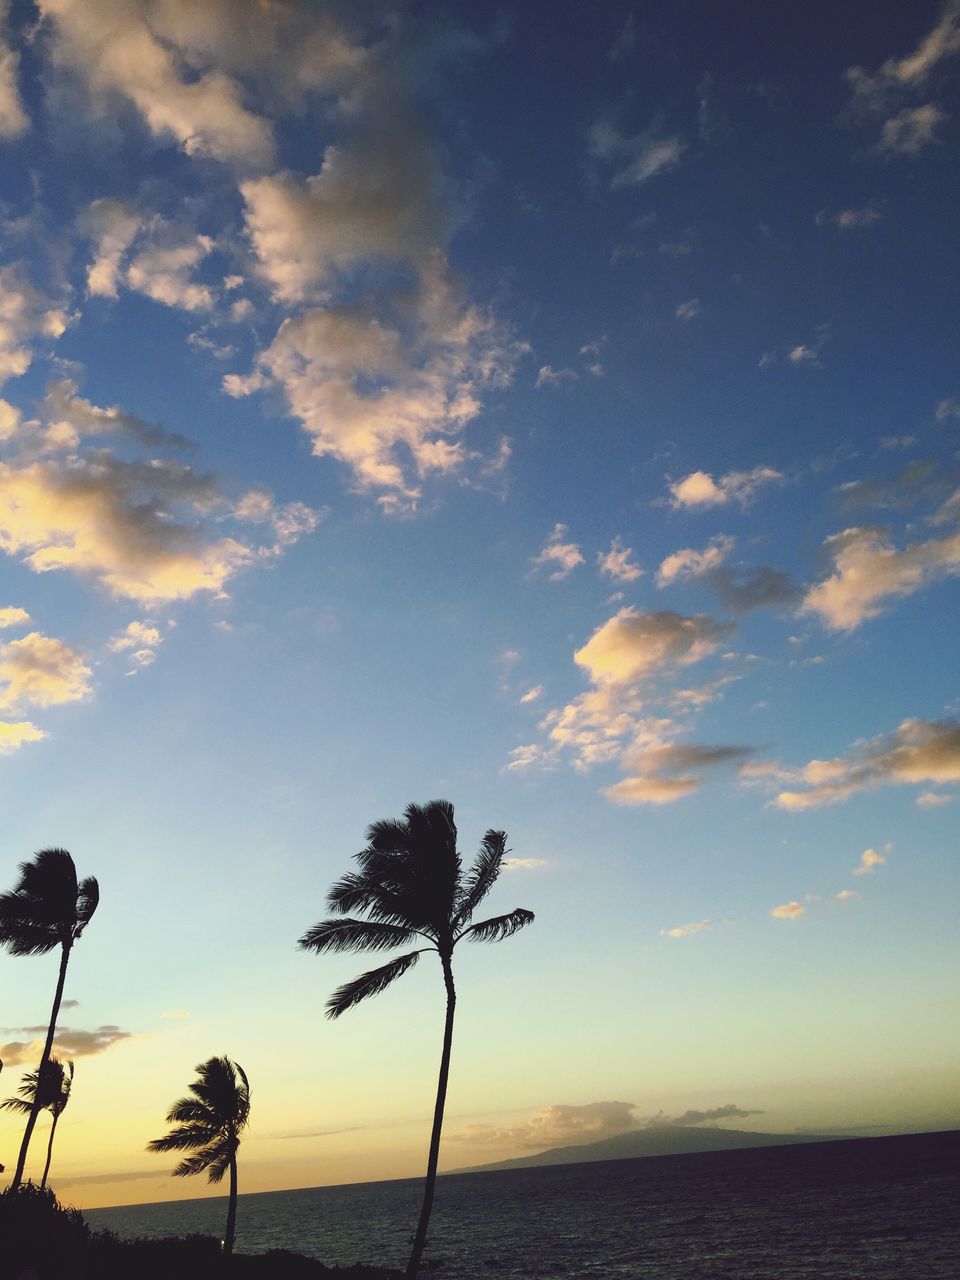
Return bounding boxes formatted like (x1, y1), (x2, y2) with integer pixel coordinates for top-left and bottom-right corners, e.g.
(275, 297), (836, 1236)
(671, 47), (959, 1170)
(84, 1130), (960, 1278)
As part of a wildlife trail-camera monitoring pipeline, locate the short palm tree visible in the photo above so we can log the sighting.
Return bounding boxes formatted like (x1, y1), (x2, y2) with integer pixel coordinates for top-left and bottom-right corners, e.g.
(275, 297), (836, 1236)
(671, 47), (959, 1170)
(147, 1056), (251, 1255)
(0, 848), (99, 1190)
(1, 1058), (74, 1189)
(298, 799), (534, 1279)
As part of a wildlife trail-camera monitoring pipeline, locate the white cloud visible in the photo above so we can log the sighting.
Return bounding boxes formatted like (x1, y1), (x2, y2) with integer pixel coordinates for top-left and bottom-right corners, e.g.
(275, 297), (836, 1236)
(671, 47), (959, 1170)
(836, 889), (858, 902)
(0, 605), (29, 629)
(879, 104), (948, 154)
(660, 919), (711, 938)
(519, 685), (543, 704)
(668, 467), (782, 509)
(801, 524), (960, 630)
(815, 205), (882, 230)
(125, 221), (215, 313)
(589, 118), (684, 187)
(657, 535), (734, 586)
(853, 847), (886, 876)
(0, 0), (28, 138)
(0, 631), (92, 712)
(0, 718), (45, 753)
(916, 790), (953, 808)
(535, 364), (577, 388)
(774, 718), (960, 809)
(771, 901), (805, 919)
(40, 0), (276, 169)
(81, 199), (142, 299)
(0, 264), (70, 386)
(597, 537), (643, 583)
(455, 1100), (639, 1151)
(532, 523), (584, 581)
(675, 298), (701, 322)
(935, 397), (960, 421)
(503, 857), (549, 871)
(574, 609), (732, 687)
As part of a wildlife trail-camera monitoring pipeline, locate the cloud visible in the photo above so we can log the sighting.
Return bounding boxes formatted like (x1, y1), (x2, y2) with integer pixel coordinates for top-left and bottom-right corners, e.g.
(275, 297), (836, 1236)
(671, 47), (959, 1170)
(532, 523), (584, 581)
(675, 298), (701, 322)
(605, 742), (755, 807)
(519, 685), (543, 704)
(660, 919), (711, 938)
(160, 1009), (189, 1020)
(0, 0), (28, 138)
(125, 221), (216, 313)
(597, 537), (643, 583)
(42, 378), (192, 450)
(0, 631), (92, 712)
(226, 258), (521, 504)
(455, 1101), (640, 1150)
(646, 1105), (764, 1127)
(81, 199), (142, 299)
(535, 364), (577, 388)
(0, 1024), (131, 1065)
(815, 206), (882, 230)
(708, 565), (802, 615)
(574, 609), (732, 686)
(771, 901), (805, 919)
(668, 467), (782, 509)
(0, 264), (70, 386)
(879, 104), (948, 154)
(801, 524), (960, 630)
(657, 535), (735, 585)
(853, 847), (886, 876)
(40, 0), (276, 169)
(0, 719), (45, 753)
(589, 118), (685, 187)
(936, 397), (960, 421)
(774, 718), (960, 809)
(0, 605), (29, 629)
(503, 857), (549, 871)
(836, 889), (858, 902)
(917, 790), (953, 807)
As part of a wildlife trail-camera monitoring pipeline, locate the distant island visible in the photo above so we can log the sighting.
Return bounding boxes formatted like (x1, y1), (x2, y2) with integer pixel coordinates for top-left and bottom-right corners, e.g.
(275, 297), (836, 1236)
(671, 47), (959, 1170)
(450, 1124), (843, 1174)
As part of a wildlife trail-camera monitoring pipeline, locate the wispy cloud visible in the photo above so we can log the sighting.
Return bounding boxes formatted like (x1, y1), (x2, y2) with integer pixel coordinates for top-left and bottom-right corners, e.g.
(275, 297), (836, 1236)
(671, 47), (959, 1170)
(532, 523), (585, 581)
(597, 537), (643, 583)
(667, 467), (782, 510)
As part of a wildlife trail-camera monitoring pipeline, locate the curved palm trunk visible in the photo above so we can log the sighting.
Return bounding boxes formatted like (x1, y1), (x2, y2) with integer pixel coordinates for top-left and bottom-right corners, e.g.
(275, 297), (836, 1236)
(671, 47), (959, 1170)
(406, 953), (456, 1279)
(223, 1150), (239, 1256)
(40, 1111), (60, 1190)
(12, 941), (71, 1190)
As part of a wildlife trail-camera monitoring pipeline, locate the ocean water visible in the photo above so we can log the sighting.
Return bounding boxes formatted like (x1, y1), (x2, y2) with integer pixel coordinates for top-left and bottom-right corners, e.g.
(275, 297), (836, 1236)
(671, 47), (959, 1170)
(84, 1131), (960, 1279)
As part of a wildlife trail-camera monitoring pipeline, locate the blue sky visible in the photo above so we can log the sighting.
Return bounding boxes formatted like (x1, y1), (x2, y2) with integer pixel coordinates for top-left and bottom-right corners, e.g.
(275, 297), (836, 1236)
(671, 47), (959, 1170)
(0, 0), (957, 1208)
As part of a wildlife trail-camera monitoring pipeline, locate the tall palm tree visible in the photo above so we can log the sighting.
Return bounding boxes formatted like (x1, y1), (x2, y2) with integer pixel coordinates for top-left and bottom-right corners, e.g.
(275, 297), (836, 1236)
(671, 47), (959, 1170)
(1, 1058), (74, 1189)
(0, 848), (99, 1189)
(298, 799), (534, 1279)
(147, 1056), (251, 1256)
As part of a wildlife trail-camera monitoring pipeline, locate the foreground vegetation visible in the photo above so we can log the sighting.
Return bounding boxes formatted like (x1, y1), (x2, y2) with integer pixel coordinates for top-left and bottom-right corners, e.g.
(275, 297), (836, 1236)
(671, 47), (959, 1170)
(1, 1184), (401, 1280)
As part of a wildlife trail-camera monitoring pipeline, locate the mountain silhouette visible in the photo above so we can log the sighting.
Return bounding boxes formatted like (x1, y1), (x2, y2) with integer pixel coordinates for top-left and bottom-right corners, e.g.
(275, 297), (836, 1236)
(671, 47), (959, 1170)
(451, 1125), (843, 1174)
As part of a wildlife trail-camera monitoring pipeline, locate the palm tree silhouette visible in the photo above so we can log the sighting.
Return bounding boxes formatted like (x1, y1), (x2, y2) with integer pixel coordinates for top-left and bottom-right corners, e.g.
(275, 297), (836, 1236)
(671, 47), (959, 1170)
(147, 1056), (251, 1256)
(299, 799), (534, 1279)
(0, 848), (99, 1189)
(1, 1058), (74, 1189)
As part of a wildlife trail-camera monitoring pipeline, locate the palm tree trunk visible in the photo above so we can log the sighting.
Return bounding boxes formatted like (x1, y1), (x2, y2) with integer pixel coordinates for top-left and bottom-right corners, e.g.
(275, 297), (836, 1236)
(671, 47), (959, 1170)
(11, 941), (71, 1190)
(223, 1150), (238, 1256)
(40, 1112), (59, 1190)
(406, 953), (456, 1279)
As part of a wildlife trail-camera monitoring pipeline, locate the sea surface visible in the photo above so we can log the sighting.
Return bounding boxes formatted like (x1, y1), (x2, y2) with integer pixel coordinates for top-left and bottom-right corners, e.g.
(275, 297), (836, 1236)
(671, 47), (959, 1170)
(84, 1131), (960, 1279)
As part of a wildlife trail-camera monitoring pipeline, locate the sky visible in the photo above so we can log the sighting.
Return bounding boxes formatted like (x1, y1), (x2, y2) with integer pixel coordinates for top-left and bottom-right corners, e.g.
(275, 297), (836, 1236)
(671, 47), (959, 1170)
(0, 0), (957, 1212)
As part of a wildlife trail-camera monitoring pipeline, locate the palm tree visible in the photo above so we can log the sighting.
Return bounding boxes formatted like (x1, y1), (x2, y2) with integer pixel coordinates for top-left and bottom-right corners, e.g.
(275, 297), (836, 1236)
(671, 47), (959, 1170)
(0, 848), (99, 1190)
(1, 1058), (74, 1189)
(147, 1056), (251, 1256)
(298, 799), (534, 1279)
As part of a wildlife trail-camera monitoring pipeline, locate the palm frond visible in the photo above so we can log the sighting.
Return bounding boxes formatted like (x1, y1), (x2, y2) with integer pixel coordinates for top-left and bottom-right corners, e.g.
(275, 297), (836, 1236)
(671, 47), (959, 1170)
(147, 1124), (220, 1153)
(326, 949), (424, 1019)
(326, 872), (381, 915)
(75, 877), (99, 934)
(298, 918), (419, 954)
(0, 912), (59, 956)
(459, 907), (535, 944)
(0, 1097), (32, 1114)
(455, 830), (507, 927)
(172, 1143), (224, 1179)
